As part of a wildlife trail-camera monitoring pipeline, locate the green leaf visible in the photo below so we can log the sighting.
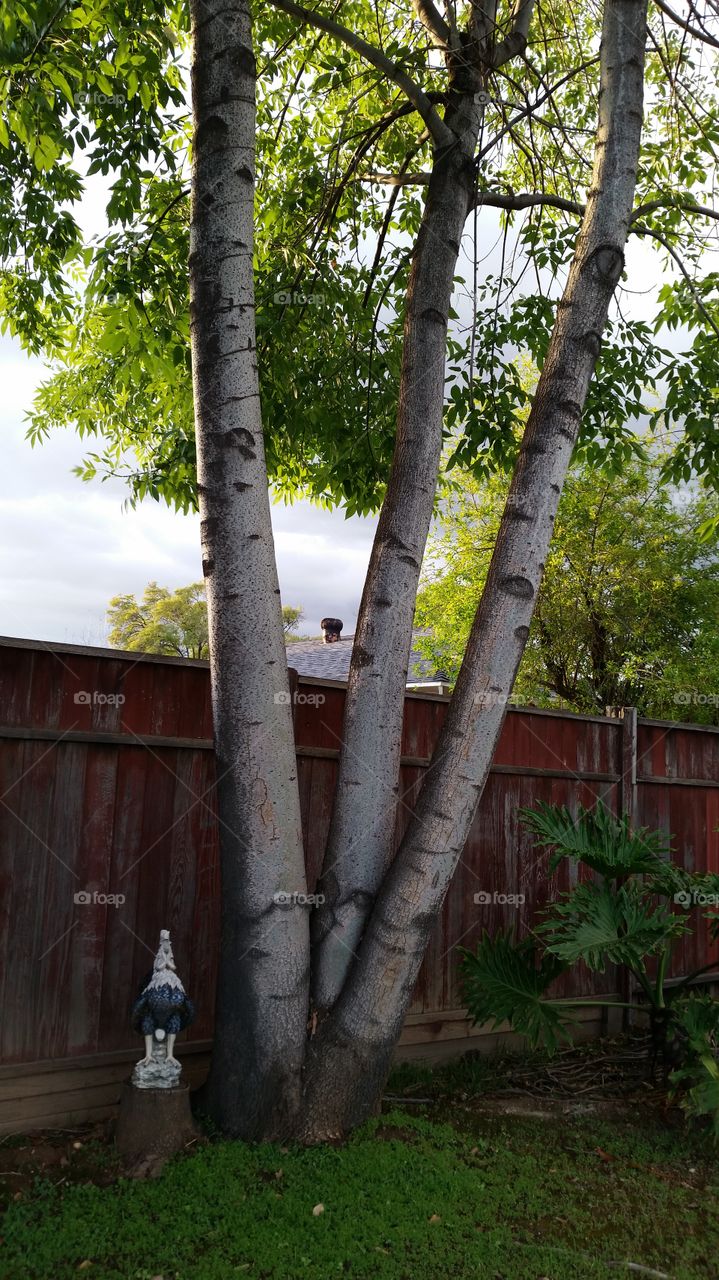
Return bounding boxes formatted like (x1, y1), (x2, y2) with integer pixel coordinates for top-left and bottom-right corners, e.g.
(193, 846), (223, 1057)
(521, 802), (672, 879)
(537, 881), (685, 973)
(459, 931), (571, 1052)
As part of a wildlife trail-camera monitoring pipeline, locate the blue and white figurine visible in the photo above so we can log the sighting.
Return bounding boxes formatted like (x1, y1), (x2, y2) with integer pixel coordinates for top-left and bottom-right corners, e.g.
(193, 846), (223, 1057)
(131, 930), (195, 1090)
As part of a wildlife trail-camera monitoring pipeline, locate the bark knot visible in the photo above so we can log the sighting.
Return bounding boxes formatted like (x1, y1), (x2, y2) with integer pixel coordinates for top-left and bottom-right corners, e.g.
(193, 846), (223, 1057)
(499, 575), (534, 601)
(590, 243), (624, 286)
(583, 330), (602, 358)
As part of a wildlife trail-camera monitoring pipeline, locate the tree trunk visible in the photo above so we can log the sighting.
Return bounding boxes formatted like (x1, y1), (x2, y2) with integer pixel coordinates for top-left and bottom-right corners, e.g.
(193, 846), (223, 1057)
(189, 0), (309, 1140)
(311, 69), (485, 1014)
(301, 0), (649, 1138)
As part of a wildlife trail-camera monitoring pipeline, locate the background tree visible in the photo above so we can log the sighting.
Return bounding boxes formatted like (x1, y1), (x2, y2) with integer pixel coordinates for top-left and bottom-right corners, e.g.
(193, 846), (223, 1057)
(3, 0), (719, 1141)
(282, 605), (305, 638)
(107, 583), (304, 655)
(107, 581), (209, 658)
(416, 455), (719, 721)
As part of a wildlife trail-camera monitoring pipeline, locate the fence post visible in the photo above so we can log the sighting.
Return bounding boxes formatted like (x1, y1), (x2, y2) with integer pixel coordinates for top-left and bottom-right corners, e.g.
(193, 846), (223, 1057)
(620, 706), (638, 829)
(617, 707), (639, 1028)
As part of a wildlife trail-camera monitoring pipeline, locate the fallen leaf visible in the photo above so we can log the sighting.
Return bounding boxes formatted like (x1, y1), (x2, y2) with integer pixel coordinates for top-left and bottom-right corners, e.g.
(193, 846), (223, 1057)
(312, 1203), (324, 1216)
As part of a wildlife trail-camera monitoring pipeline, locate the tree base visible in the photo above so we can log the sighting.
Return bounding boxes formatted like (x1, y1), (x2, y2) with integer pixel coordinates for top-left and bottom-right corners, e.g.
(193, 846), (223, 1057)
(115, 1080), (204, 1176)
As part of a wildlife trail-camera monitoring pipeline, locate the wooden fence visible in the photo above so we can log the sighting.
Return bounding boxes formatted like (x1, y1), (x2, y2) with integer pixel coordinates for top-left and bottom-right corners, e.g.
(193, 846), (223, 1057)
(0, 635), (718, 1131)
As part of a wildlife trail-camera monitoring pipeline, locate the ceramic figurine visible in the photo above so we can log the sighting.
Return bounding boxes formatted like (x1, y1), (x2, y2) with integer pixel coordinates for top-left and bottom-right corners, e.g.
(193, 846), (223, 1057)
(131, 930), (195, 1090)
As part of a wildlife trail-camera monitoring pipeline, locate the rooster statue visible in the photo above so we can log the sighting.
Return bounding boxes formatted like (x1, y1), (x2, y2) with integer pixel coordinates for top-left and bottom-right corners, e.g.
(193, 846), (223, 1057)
(131, 930), (195, 1089)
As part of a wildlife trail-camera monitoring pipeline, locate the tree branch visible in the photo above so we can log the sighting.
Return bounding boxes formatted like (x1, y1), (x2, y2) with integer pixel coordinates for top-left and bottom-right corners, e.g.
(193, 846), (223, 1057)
(474, 189), (585, 215)
(358, 176), (588, 224)
(357, 185), (719, 233)
(631, 195), (719, 224)
(653, 0), (719, 48)
(413, 0), (452, 48)
(360, 170), (432, 183)
(491, 0), (537, 66)
(267, 0), (454, 149)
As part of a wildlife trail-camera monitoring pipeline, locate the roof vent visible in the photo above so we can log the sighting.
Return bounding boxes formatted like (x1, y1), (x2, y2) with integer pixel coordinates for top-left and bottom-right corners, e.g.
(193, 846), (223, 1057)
(321, 617), (343, 644)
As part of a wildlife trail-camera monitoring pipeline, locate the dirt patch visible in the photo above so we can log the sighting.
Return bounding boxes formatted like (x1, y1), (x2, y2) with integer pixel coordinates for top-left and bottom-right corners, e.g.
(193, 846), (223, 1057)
(373, 1123), (419, 1143)
(0, 1121), (121, 1209)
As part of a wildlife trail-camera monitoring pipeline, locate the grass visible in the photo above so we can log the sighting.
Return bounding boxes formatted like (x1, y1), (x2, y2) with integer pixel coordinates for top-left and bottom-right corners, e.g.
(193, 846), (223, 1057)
(1, 1056), (718, 1280)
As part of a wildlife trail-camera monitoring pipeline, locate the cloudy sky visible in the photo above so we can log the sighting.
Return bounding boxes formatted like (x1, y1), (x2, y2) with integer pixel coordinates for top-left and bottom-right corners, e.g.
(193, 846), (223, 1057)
(0, 335), (377, 645)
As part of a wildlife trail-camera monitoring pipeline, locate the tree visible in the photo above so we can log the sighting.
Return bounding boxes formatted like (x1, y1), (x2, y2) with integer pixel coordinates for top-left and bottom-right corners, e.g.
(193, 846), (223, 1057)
(3, 0), (719, 1141)
(107, 583), (304, 656)
(107, 581), (209, 658)
(282, 606), (305, 637)
(416, 455), (719, 721)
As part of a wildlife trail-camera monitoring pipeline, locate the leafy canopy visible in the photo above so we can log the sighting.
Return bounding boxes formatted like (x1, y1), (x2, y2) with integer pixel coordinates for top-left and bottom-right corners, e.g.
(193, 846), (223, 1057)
(2, 2), (719, 511)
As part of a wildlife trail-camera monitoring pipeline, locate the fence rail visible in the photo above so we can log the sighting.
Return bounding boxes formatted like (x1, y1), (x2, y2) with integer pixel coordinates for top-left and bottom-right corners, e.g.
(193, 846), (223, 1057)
(1, 636), (717, 1131)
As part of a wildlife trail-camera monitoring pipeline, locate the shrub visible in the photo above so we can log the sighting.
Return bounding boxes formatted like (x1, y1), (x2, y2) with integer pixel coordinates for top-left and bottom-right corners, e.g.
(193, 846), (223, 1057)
(460, 802), (719, 1135)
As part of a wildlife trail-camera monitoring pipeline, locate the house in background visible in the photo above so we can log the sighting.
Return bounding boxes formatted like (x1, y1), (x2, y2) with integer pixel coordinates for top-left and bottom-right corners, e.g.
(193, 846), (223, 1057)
(286, 617), (451, 695)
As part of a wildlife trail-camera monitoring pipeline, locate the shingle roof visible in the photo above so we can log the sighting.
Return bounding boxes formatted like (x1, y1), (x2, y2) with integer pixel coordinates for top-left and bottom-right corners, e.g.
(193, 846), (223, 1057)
(286, 632), (438, 683)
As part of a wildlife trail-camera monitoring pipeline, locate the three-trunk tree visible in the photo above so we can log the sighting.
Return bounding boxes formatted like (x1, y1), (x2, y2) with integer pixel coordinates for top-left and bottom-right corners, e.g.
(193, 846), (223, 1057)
(191, 0), (652, 1138)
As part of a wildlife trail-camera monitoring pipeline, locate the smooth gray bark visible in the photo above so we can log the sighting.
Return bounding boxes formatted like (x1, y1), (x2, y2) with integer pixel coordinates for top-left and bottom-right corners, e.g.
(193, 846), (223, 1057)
(301, 0), (649, 1137)
(189, 0), (309, 1139)
(310, 75), (484, 1014)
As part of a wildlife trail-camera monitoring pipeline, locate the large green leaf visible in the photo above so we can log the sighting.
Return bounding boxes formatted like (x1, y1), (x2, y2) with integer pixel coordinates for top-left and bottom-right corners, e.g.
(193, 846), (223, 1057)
(537, 880), (686, 973)
(459, 931), (572, 1052)
(520, 802), (672, 879)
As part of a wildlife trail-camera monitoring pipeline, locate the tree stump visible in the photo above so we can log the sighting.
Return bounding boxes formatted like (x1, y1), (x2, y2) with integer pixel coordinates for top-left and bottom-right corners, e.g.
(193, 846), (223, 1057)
(115, 1081), (203, 1176)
